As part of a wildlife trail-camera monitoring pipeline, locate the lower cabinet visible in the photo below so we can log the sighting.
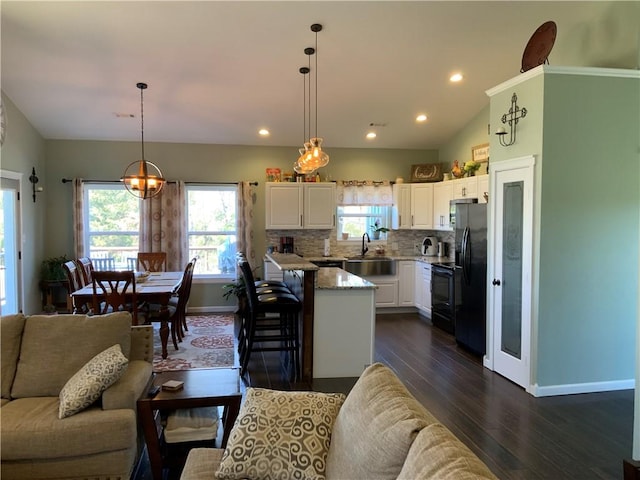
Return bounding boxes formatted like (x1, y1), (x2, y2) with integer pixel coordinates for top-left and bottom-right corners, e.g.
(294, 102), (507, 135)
(398, 261), (415, 306)
(365, 276), (399, 307)
(414, 262), (431, 316)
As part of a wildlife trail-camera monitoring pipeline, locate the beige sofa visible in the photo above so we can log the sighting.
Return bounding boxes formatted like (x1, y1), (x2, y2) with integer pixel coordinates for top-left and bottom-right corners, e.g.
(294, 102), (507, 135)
(180, 363), (497, 480)
(1, 311), (154, 480)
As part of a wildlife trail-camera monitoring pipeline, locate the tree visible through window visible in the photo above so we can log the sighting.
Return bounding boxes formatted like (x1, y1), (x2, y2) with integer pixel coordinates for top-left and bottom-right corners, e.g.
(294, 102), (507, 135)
(84, 184), (140, 269)
(187, 186), (237, 276)
(337, 206), (391, 241)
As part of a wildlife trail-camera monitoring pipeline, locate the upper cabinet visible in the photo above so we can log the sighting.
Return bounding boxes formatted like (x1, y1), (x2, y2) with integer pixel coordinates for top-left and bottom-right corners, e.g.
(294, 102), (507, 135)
(433, 182), (453, 230)
(392, 183), (433, 230)
(452, 176), (478, 200)
(265, 182), (335, 229)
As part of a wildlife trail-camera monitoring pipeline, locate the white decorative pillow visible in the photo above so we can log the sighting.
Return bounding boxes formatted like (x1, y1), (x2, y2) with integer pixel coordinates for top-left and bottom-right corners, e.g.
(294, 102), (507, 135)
(58, 344), (129, 419)
(216, 387), (346, 480)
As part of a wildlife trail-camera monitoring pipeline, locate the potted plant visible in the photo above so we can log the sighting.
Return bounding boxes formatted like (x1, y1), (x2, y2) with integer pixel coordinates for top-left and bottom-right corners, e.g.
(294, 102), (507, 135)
(40, 255), (69, 282)
(370, 219), (390, 240)
(223, 277), (247, 337)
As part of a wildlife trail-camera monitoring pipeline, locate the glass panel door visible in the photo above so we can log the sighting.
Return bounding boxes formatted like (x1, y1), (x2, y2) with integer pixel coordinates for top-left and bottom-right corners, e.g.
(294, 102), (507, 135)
(1, 177), (21, 314)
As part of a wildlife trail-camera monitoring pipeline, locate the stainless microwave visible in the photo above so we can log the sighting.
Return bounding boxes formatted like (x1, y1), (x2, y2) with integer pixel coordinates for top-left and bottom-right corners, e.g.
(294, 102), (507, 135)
(449, 198), (478, 228)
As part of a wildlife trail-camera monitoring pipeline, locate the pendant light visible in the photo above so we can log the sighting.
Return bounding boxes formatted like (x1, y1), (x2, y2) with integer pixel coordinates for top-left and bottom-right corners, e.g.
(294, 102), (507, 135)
(121, 82), (165, 199)
(294, 23), (329, 174)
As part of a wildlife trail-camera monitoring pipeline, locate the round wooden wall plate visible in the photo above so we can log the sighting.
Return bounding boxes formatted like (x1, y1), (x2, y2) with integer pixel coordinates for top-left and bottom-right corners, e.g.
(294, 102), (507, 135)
(521, 21), (557, 73)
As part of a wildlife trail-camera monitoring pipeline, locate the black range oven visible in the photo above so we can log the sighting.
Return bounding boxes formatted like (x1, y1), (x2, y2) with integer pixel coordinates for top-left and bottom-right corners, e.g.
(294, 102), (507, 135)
(430, 262), (460, 335)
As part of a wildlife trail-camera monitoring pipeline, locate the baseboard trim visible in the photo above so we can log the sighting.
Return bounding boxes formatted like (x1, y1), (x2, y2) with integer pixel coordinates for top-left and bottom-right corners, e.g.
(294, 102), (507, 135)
(533, 378), (635, 397)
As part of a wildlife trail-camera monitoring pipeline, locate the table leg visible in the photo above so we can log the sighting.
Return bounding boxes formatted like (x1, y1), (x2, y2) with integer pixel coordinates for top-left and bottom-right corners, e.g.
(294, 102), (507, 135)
(137, 400), (164, 480)
(160, 319), (169, 359)
(221, 396), (242, 448)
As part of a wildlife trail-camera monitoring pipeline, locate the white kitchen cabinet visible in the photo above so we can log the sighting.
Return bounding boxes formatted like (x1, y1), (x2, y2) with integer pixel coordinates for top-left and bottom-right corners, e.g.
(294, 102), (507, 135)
(432, 182), (453, 230)
(398, 261), (415, 306)
(415, 262), (432, 316)
(452, 176), (478, 200)
(410, 183), (433, 230)
(265, 182), (335, 229)
(304, 183), (336, 228)
(391, 184), (412, 230)
(359, 275), (398, 307)
(477, 174), (489, 204)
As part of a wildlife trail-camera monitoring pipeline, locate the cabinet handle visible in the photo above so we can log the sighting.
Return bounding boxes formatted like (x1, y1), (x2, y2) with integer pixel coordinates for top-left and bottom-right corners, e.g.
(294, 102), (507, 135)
(300, 215), (303, 227)
(411, 215), (414, 226)
(492, 279), (501, 286)
(333, 214), (336, 227)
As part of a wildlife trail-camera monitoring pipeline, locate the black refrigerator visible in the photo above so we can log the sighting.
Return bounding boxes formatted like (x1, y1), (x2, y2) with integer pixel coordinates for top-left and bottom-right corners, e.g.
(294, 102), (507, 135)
(453, 202), (487, 355)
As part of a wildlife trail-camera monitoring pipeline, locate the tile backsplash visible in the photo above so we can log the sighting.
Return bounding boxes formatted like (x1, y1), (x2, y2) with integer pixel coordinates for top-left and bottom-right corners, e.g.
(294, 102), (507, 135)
(265, 229), (455, 260)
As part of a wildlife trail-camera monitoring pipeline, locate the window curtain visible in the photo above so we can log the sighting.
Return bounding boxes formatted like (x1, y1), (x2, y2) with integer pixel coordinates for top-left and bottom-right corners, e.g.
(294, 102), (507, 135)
(236, 181), (255, 269)
(140, 181), (187, 271)
(72, 178), (85, 259)
(336, 183), (393, 206)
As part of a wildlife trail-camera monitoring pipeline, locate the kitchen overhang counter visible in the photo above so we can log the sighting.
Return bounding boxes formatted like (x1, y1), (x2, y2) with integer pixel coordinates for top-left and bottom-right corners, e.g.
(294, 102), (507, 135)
(265, 253), (376, 380)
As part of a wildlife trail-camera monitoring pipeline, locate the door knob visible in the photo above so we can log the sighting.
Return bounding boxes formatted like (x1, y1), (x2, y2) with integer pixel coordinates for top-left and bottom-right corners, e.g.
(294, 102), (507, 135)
(492, 279), (501, 286)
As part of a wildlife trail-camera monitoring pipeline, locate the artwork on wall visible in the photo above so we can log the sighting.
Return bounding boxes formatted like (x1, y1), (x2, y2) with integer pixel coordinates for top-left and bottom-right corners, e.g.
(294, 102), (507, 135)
(471, 143), (490, 163)
(409, 163), (443, 183)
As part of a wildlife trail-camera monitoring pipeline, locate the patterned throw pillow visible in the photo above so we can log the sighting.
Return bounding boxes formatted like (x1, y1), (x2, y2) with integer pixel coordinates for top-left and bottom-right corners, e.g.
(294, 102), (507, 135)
(58, 344), (129, 419)
(216, 387), (346, 480)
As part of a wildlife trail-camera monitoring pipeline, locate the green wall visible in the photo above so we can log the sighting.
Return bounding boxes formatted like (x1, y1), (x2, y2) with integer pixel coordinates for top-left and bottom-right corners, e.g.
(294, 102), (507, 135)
(1, 93), (46, 314)
(487, 68), (639, 391)
(537, 72), (638, 386)
(44, 139), (437, 310)
(439, 103), (491, 173)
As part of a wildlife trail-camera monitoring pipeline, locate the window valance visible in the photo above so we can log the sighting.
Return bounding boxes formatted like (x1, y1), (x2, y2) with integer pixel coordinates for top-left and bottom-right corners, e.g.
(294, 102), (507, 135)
(336, 180), (393, 206)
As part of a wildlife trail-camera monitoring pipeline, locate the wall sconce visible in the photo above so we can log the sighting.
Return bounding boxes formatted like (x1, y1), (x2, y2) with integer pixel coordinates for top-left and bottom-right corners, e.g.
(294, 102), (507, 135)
(496, 93), (527, 147)
(29, 167), (43, 202)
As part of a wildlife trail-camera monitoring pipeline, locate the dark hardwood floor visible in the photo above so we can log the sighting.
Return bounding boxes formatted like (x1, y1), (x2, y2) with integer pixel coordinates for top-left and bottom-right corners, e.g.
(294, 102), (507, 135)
(245, 312), (634, 480)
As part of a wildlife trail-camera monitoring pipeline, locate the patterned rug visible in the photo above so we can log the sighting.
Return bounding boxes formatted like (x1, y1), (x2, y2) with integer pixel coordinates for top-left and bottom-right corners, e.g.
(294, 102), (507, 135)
(152, 314), (237, 372)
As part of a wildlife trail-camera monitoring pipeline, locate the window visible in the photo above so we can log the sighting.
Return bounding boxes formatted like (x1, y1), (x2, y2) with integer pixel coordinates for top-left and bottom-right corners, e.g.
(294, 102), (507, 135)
(84, 184), (140, 269)
(337, 206), (391, 241)
(186, 185), (237, 276)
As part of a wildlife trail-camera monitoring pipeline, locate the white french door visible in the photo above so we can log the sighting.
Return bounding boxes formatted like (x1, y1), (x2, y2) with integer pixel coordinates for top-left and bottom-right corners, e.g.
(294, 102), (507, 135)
(1, 172), (23, 314)
(488, 156), (534, 390)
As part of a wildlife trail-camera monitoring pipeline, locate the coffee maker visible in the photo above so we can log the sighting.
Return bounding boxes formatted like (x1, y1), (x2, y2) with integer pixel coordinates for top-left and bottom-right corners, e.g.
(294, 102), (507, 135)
(280, 236), (294, 254)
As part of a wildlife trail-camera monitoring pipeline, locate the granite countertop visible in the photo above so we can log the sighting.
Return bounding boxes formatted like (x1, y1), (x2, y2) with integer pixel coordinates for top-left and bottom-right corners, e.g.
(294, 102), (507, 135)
(265, 253), (319, 271)
(316, 267), (377, 290)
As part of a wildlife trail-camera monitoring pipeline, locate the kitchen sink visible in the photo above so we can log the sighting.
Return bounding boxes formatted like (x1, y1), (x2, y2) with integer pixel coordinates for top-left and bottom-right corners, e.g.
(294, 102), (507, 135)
(344, 257), (396, 276)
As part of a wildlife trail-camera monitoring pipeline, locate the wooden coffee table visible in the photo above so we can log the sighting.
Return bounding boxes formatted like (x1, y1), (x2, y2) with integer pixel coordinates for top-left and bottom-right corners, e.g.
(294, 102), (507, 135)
(137, 368), (242, 480)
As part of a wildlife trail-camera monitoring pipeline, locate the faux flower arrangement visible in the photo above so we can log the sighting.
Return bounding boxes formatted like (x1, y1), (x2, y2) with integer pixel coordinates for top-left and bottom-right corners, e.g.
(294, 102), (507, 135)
(463, 160), (482, 176)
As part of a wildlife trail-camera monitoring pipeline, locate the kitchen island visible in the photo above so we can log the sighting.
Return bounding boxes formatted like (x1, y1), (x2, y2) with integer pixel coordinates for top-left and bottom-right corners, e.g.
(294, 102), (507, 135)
(265, 253), (376, 382)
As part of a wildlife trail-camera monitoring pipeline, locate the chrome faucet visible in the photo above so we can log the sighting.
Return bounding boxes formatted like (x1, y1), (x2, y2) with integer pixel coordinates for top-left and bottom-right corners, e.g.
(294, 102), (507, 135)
(361, 232), (370, 256)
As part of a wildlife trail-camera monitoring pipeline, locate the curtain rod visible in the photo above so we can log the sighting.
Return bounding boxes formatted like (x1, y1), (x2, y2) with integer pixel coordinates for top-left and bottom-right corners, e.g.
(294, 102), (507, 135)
(61, 178), (258, 186)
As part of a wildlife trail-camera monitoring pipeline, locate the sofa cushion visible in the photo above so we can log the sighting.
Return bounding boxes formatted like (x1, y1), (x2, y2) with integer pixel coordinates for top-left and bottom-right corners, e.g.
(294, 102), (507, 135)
(397, 423), (498, 479)
(0, 313), (25, 399)
(0, 397), (136, 461)
(11, 312), (132, 398)
(58, 344), (129, 418)
(217, 387), (345, 480)
(181, 448), (225, 480)
(325, 363), (437, 480)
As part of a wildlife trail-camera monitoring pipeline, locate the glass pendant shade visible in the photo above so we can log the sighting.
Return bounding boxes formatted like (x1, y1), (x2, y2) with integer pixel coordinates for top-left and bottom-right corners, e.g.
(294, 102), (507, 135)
(122, 159), (165, 199)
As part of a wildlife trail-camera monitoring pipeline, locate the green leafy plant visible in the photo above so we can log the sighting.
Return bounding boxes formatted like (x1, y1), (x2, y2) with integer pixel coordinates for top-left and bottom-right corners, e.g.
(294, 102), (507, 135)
(370, 218), (390, 234)
(40, 255), (69, 282)
(222, 277), (246, 301)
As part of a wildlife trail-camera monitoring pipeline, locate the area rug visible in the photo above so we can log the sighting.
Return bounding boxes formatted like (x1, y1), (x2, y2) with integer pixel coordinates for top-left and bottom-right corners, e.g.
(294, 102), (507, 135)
(152, 314), (236, 372)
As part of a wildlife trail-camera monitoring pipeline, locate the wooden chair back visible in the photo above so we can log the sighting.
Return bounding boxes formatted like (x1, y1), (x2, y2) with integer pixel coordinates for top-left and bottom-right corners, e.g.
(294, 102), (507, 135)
(77, 257), (93, 285)
(91, 257), (116, 271)
(63, 260), (83, 291)
(92, 270), (138, 324)
(137, 252), (167, 272)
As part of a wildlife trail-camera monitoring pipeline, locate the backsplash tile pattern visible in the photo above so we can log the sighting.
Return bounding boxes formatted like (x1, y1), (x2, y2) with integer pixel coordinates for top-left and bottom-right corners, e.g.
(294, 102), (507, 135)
(266, 229), (455, 260)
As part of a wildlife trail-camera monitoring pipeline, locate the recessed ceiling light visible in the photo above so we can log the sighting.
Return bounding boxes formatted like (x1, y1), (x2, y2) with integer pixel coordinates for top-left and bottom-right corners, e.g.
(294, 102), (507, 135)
(450, 73), (463, 83)
(366, 132), (377, 139)
(416, 114), (428, 122)
(258, 129), (270, 136)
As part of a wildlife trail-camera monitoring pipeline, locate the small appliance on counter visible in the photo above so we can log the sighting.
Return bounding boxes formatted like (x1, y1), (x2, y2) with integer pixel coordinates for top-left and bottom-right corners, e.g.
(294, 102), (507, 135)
(280, 236), (294, 254)
(422, 236), (438, 256)
(437, 241), (448, 258)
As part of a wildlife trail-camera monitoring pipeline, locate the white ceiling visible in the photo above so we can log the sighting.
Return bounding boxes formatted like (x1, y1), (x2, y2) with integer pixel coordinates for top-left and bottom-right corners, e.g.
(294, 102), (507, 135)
(2, 1), (638, 150)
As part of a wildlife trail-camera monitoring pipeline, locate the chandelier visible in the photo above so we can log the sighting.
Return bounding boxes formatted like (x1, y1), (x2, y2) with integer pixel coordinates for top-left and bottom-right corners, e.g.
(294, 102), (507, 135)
(121, 82), (165, 199)
(294, 23), (329, 175)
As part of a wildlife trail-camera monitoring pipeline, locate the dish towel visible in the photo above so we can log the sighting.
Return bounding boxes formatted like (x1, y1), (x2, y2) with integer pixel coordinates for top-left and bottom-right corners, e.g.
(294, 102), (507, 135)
(164, 406), (220, 443)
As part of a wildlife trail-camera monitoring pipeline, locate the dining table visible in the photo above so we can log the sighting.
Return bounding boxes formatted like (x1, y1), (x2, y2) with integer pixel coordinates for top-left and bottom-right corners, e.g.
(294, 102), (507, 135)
(70, 271), (184, 359)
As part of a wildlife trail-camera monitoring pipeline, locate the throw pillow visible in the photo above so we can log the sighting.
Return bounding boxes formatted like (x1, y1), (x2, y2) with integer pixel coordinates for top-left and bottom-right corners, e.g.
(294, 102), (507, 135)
(216, 387), (346, 480)
(58, 344), (129, 419)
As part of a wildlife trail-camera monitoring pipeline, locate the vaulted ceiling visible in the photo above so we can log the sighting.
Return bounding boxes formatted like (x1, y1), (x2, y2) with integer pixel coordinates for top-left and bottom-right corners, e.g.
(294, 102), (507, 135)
(2, 1), (638, 150)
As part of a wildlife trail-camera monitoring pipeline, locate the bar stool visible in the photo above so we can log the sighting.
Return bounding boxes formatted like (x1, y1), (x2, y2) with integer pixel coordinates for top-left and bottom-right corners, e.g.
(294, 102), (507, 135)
(238, 259), (301, 380)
